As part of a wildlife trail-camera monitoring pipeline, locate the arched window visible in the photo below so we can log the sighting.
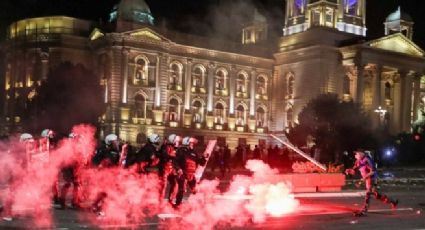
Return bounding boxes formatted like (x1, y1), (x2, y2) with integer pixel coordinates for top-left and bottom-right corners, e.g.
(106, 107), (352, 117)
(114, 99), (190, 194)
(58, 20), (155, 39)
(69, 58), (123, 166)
(169, 62), (183, 90)
(257, 75), (267, 96)
(286, 108), (293, 128)
(343, 74), (351, 95)
(134, 57), (148, 85)
(168, 98), (180, 122)
(192, 100), (204, 123)
(236, 73), (248, 95)
(192, 66), (204, 88)
(236, 104), (246, 126)
(385, 82), (392, 100)
(287, 74), (295, 99)
(256, 107), (266, 127)
(215, 69), (228, 95)
(214, 103), (225, 124)
(134, 94), (147, 118)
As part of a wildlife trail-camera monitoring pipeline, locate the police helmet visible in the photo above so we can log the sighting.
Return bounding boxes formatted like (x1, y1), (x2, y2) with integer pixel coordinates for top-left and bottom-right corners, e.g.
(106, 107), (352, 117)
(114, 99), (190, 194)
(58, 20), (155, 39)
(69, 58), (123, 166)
(168, 134), (182, 144)
(148, 133), (160, 144)
(189, 137), (198, 145)
(19, 133), (34, 142)
(182, 136), (190, 146)
(41, 129), (54, 138)
(105, 134), (118, 145)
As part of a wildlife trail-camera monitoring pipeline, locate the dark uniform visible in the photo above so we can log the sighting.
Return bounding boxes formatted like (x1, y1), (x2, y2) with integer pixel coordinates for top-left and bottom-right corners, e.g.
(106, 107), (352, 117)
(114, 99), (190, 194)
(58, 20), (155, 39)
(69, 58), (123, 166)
(158, 143), (178, 200)
(124, 141), (159, 174)
(58, 160), (82, 209)
(171, 146), (206, 207)
(91, 142), (121, 214)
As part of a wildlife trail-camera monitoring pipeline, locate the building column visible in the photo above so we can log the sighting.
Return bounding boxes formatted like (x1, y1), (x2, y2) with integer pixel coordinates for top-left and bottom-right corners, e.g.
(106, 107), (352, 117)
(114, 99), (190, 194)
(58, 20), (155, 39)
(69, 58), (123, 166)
(184, 59), (192, 110)
(121, 49), (129, 104)
(395, 70), (407, 132)
(155, 55), (162, 108)
(412, 74), (422, 121)
(229, 65), (236, 114)
(207, 62), (215, 112)
(40, 52), (49, 81)
(372, 64), (382, 109)
(355, 63), (366, 104)
(250, 69), (256, 116)
(402, 71), (413, 131)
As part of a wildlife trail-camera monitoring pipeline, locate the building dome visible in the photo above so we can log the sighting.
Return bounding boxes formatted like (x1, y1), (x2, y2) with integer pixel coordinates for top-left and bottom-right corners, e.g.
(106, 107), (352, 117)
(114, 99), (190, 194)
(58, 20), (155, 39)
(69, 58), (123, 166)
(109, 0), (154, 25)
(385, 6), (413, 22)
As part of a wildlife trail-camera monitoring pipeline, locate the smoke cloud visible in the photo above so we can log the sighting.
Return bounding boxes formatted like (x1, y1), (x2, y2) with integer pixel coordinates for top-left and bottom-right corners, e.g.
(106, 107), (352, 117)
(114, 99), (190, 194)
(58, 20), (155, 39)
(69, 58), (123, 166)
(0, 125), (298, 229)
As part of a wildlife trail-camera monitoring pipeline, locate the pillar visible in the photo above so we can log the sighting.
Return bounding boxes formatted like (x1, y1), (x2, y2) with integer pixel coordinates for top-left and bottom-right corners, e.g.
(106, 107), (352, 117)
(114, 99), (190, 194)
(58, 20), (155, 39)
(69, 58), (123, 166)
(207, 62), (215, 112)
(355, 63), (365, 104)
(184, 59), (192, 110)
(121, 49), (129, 104)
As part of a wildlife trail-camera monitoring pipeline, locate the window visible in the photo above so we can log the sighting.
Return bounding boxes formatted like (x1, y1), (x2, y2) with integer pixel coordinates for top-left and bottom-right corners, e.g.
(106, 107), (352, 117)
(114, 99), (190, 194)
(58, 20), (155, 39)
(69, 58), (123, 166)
(311, 9), (321, 26)
(168, 98), (180, 122)
(236, 105), (246, 126)
(344, 0), (358, 15)
(134, 58), (148, 84)
(192, 100), (203, 123)
(215, 69), (228, 95)
(257, 76), (267, 96)
(192, 67), (204, 87)
(256, 107), (266, 127)
(236, 73), (247, 94)
(134, 94), (147, 118)
(215, 71), (225, 90)
(214, 103), (225, 124)
(169, 62), (183, 90)
(325, 8), (334, 27)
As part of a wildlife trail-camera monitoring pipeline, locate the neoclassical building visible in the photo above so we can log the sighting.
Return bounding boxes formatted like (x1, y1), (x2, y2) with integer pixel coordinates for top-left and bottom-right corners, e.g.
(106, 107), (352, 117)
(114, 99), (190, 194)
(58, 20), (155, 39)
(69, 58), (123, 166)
(1, 0), (425, 149)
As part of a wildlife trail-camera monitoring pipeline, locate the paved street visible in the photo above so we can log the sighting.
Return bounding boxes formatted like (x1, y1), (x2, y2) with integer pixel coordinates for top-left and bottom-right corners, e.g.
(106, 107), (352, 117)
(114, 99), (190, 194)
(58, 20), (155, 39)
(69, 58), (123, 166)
(1, 173), (425, 230)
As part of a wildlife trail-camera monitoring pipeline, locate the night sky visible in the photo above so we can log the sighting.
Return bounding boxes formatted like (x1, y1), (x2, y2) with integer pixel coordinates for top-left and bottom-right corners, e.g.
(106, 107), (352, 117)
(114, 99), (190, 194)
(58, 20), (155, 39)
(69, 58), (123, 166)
(1, 0), (425, 49)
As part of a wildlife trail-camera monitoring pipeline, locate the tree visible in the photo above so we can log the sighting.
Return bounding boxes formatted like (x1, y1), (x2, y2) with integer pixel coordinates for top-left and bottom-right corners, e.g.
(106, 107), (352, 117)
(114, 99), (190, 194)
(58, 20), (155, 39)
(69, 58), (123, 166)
(25, 62), (104, 135)
(288, 94), (377, 163)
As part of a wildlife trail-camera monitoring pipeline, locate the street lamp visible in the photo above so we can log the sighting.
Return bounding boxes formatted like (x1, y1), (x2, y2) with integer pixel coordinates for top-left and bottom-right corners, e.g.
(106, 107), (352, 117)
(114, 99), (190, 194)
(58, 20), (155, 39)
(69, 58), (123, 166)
(374, 106), (387, 127)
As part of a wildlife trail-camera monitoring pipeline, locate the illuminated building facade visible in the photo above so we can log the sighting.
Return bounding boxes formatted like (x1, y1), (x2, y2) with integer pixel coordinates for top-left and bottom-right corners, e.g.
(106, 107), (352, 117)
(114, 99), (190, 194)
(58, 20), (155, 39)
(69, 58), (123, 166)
(1, 0), (425, 148)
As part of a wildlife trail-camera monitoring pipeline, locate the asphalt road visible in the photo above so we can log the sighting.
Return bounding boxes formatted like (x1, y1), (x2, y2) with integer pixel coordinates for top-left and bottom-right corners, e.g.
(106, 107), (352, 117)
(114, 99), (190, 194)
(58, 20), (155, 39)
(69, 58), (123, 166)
(1, 186), (424, 230)
(1, 168), (425, 229)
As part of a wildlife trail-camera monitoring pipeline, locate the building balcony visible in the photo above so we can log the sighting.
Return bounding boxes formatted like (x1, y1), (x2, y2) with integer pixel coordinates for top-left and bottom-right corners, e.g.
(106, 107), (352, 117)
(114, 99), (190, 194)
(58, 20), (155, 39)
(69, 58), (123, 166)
(256, 127), (268, 133)
(236, 91), (248, 98)
(256, 94), (268, 100)
(168, 84), (183, 91)
(214, 89), (228, 96)
(194, 122), (202, 129)
(236, 125), (246, 132)
(214, 123), (224, 130)
(169, 121), (179, 128)
(191, 87), (206, 94)
(131, 117), (152, 125)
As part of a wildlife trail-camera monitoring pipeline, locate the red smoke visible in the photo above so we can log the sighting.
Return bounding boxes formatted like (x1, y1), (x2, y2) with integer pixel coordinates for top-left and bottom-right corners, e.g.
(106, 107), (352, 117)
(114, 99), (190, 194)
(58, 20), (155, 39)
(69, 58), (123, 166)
(0, 125), (298, 229)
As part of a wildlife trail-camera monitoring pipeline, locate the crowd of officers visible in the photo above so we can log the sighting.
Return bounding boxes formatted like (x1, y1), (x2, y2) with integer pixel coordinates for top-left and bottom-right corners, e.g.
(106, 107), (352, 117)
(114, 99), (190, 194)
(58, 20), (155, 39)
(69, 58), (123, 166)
(90, 133), (208, 213)
(2, 130), (209, 219)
